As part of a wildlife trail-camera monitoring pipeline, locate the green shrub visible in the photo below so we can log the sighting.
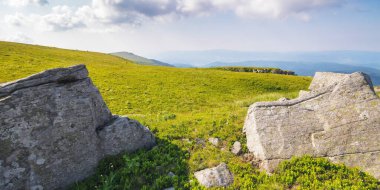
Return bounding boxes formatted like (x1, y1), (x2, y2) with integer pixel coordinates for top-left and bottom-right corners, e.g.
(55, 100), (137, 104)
(273, 156), (380, 190)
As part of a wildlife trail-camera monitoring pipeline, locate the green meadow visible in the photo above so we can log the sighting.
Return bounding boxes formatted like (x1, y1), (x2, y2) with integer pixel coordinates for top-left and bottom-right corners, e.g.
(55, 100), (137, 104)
(1, 41), (378, 189)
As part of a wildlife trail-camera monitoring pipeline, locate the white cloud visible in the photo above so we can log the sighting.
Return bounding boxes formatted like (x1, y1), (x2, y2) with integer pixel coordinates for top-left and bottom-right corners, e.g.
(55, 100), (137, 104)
(5, 33), (33, 43)
(41, 6), (85, 31)
(178, 0), (344, 20)
(233, 0), (343, 20)
(2, 0), (348, 32)
(4, 13), (28, 26)
(5, 0), (48, 7)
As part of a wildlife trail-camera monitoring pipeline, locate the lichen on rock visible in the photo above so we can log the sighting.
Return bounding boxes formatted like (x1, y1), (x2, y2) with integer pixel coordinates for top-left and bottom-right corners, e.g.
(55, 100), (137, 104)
(244, 72), (380, 179)
(0, 65), (155, 190)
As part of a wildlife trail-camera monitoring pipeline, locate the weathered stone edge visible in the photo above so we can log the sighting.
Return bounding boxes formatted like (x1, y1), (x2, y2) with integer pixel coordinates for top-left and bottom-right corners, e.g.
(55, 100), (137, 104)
(251, 72), (376, 109)
(0, 64), (88, 98)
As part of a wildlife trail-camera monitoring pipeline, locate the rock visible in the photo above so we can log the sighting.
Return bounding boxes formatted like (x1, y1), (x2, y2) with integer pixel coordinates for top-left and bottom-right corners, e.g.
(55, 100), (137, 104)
(242, 153), (255, 162)
(99, 116), (155, 156)
(244, 72), (380, 179)
(0, 65), (156, 190)
(278, 97), (289, 102)
(168, 171), (175, 177)
(195, 138), (206, 147)
(194, 163), (234, 188)
(231, 141), (242, 155)
(163, 187), (175, 190)
(208, 137), (220, 147)
(242, 153), (260, 168)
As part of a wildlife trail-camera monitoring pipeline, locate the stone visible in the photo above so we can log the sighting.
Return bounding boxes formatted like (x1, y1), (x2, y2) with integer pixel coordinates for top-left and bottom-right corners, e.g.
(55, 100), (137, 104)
(195, 138), (206, 147)
(244, 72), (380, 179)
(168, 171), (175, 177)
(231, 141), (242, 155)
(208, 137), (220, 147)
(194, 163), (234, 188)
(0, 65), (156, 190)
(278, 97), (289, 102)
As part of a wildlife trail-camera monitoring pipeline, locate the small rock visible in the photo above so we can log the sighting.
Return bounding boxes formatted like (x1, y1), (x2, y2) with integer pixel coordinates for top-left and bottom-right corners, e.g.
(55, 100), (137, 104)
(194, 163), (234, 188)
(242, 153), (254, 162)
(195, 138), (206, 147)
(168, 172), (175, 177)
(163, 187), (174, 190)
(231, 141), (242, 155)
(208, 137), (220, 147)
(278, 97), (289, 102)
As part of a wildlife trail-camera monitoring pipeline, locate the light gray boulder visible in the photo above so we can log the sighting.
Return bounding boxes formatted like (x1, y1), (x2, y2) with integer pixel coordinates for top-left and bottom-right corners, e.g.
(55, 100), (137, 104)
(0, 65), (155, 190)
(244, 72), (380, 179)
(194, 163), (233, 188)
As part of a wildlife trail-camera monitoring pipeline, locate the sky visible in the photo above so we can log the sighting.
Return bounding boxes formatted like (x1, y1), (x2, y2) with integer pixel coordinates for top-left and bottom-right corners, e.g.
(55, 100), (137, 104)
(0, 0), (379, 57)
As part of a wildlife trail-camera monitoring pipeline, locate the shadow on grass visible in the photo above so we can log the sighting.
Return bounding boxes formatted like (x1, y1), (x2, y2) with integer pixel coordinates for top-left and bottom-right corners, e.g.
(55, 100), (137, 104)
(70, 138), (190, 190)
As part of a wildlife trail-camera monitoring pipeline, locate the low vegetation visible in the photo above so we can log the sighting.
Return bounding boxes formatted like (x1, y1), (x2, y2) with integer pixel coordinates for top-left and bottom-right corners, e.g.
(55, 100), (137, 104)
(212, 66), (295, 75)
(0, 41), (378, 189)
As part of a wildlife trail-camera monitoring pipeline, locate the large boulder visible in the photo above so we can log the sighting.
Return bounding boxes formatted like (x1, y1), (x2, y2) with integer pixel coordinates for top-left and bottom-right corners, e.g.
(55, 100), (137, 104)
(0, 65), (156, 190)
(244, 72), (380, 179)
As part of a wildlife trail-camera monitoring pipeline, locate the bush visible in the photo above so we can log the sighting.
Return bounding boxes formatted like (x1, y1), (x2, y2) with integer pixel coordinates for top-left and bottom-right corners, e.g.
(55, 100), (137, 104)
(273, 155), (380, 190)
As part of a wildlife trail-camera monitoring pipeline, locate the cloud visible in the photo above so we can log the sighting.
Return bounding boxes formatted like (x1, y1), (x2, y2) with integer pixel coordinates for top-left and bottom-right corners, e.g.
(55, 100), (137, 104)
(76, 0), (346, 24)
(2, 0), (348, 32)
(233, 0), (343, 20)
(5, 33), (33, 43)
(178, 0), (345, 20)
(5, 0), (48, 7)
(41, 6), (85, 31)
(3, 6), (85, 32)
(4, 13), (27, 26)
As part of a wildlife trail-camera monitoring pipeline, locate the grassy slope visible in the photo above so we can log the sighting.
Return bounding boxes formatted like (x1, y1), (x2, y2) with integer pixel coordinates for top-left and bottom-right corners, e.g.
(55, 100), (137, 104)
(1, 41), (378, 189)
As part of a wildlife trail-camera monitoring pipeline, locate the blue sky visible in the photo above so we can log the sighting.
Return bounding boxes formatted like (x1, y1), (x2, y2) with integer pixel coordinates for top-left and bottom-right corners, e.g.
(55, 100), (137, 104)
(0, 0), (379, 57)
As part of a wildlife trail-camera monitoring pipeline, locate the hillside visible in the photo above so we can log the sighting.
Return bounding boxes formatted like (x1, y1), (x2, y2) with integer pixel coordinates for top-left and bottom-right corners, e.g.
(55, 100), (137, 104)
(111, 51), (174, 67)
(207, 60), (380, 85)
(1, 41), (378, 189)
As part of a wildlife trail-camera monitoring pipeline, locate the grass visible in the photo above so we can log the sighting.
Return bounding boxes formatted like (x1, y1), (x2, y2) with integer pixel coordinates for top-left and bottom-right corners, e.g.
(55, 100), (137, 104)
(375, 86), (380, 97)
(1, 41), (379, 189)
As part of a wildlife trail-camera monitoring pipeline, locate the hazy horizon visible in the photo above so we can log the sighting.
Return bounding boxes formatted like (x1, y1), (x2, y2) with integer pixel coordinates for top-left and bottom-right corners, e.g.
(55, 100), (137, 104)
(0, 0), (379, 57)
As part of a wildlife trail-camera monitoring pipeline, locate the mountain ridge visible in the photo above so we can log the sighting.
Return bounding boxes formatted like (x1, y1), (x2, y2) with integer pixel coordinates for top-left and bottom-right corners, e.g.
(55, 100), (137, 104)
(111, 51), (174, 67)
(154, 50), (380, 69)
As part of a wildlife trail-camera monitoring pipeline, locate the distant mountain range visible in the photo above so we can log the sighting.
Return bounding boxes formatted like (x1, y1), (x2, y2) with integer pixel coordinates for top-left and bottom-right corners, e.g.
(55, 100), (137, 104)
(112, 50), (380, 85)
(207, 61), (380, 85)
(154, 50), (380, 69)
(111, 52), (174, 67)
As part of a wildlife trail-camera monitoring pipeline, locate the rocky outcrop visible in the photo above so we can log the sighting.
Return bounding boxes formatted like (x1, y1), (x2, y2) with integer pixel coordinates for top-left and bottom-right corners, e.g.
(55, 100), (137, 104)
(0, 65), (156, 190)
(194, 163), (234, 188)
(244, 72), (380, 179)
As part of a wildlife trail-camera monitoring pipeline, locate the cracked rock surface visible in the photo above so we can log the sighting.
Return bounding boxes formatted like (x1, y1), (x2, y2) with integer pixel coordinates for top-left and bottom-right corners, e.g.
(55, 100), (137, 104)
(244, 72), (380, 179)
(0, 65), (156, 190)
